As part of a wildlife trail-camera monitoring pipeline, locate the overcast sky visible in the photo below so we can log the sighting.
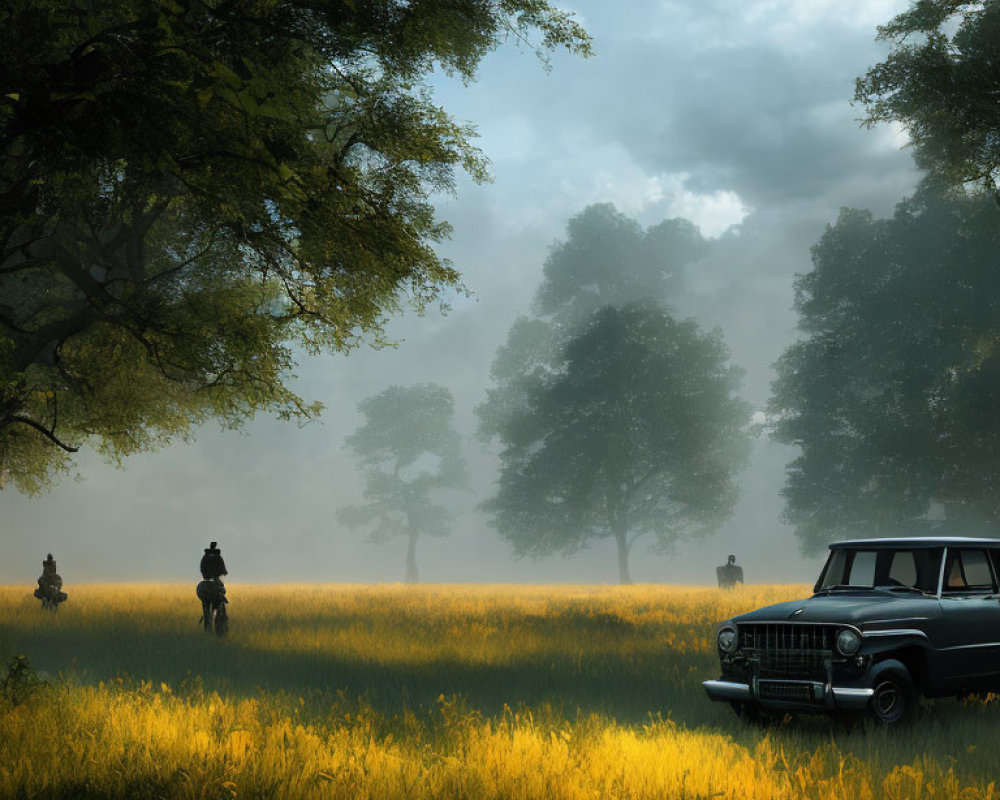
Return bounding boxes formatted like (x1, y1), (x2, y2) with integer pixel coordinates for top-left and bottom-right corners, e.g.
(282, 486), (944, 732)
(2, 0), (923, 586)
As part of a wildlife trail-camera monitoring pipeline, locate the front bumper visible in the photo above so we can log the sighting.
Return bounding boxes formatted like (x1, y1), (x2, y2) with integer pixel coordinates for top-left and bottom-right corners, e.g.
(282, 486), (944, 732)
(702, 678), (874, 712)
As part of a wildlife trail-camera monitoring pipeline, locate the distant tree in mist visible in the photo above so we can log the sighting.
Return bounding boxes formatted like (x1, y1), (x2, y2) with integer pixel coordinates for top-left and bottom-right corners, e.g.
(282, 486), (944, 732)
(770, 184), (1000, 554)
(534, 203), (707, 327)
(483, 304), (751, 584)
(856, 0), (1000, 206)
(478, 203), (708, 441)
(339, 384), (467, 583)
(478, 204), (753, 582)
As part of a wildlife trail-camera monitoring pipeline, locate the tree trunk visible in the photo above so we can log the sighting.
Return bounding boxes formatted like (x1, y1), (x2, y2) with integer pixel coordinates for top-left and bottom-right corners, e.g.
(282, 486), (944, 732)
(404, 530), (419, 584)
(614, 527), (632, 585)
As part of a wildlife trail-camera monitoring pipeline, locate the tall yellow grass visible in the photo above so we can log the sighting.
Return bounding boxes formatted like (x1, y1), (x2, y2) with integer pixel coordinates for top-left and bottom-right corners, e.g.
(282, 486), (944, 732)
(1, 584), (999, 799)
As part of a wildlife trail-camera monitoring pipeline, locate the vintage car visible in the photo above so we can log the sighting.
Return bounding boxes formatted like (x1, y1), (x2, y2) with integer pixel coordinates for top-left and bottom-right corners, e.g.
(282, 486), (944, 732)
(703, 537), (1000, 723)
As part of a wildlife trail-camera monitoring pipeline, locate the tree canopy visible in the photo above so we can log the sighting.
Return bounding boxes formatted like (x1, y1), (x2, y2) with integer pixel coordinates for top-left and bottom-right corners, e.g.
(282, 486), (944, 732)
(477, 203), (708, 441)
(0, 0), (590, 491)
(856, 0), (1000, 202)
(338, 383), (467, 583)
(483, 303), (751, 584)
(770, 184), (1000, 553)
(534, 203), (707, 327)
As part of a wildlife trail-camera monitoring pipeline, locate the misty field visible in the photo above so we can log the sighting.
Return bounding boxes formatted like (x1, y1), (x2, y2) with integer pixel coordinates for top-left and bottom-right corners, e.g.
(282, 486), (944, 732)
(3, 585), (1000, 799)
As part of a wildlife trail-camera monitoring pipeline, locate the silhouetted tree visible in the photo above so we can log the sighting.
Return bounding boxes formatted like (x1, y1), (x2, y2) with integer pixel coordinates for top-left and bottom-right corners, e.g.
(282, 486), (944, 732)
(484, 303), (751, 583)
(770, 185), (1000, 553)
(856, 0), (1000, 204)
(0, 0), (590, 492)
(339, 384), (467, 583)
(478, 203), (708, 441)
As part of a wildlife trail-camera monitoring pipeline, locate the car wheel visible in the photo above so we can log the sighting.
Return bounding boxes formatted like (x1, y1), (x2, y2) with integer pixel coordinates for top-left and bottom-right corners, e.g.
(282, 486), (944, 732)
(868, 669), (916, 725)
(731, 701), (775, 725)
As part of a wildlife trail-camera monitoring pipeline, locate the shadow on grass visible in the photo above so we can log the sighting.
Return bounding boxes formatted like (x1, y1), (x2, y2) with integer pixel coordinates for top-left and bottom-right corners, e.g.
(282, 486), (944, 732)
(0, 612), (725, 728)
(9, 609), (1000, 780)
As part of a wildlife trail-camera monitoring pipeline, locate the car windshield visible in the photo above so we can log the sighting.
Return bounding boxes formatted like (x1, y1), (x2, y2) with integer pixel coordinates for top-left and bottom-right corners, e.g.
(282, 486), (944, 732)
(816, 547), (943, 593)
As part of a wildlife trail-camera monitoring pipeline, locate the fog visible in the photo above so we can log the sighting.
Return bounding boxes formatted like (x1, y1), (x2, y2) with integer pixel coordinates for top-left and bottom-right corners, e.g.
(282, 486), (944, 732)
(1, 0), (922, 586)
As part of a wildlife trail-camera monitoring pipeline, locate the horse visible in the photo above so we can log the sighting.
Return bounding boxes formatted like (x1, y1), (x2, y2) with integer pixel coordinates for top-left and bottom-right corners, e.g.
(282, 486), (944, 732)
(34, 579), (67, 611)
(196, 577), (229, 636)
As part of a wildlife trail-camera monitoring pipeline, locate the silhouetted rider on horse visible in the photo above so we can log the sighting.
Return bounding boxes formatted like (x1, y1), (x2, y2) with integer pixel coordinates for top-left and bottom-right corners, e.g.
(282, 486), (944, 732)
(196, 542), (229, 635)
(34, 553), (68, 609)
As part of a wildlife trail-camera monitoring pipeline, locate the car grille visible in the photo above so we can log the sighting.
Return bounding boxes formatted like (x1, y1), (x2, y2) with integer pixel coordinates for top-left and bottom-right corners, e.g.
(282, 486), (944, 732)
(757, 680), (821, 704)
(738, 623), (835, 677)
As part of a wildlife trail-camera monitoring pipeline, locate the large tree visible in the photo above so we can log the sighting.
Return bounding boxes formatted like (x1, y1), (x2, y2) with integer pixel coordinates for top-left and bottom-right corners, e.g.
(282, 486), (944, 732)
(477, 203), (708, 440)
(856, 0), (1000, 203)
(0, 0), (590, 492)
(483, 303), (751, 584)
(338, 383), (467, 583)
(770, 185), (1000, 553)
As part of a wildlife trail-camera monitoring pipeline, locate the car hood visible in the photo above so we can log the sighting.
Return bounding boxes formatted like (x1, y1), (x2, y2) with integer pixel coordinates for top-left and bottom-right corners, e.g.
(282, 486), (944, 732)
(732, 592), (940, 627)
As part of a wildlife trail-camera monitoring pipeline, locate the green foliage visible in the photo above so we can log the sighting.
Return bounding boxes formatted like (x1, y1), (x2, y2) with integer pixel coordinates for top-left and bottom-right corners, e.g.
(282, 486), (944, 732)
(339, 383), (468, 582)
(1, 654), (46, 707)
(770, 184), (1000, 553)
(484, 303), (751, 584)
(856, 0), (1000, 201)
(0, 0), (590, 491)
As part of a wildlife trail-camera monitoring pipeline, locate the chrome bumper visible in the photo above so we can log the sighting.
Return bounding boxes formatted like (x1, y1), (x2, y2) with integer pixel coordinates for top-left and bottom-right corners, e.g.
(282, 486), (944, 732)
(702, 679), (874, 710)
(702, 679), (752, 701)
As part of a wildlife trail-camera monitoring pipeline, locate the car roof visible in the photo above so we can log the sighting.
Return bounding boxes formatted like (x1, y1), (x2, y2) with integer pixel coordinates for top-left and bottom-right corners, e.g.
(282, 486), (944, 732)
(830, 537), (1000, 550)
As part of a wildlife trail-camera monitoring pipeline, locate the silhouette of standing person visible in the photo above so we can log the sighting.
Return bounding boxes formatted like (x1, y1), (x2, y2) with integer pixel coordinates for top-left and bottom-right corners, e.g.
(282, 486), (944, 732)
(716, 554), (744, 588)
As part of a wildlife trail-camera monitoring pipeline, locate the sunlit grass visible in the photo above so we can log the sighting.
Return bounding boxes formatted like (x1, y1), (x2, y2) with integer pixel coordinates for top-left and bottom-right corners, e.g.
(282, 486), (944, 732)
(3, 583), (1000, 798)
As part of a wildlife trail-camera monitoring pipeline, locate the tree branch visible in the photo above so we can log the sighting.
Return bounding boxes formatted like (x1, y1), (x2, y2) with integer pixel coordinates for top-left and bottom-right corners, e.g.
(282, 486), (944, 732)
(7, 415), (79, 452)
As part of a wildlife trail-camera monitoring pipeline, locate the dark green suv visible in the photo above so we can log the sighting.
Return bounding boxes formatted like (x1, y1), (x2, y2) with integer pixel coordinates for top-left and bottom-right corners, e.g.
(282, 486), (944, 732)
(703, 537), (1000, 723)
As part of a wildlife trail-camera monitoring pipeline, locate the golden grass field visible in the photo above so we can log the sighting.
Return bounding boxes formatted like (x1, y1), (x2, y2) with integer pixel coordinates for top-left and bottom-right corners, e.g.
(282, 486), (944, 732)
(3, 583), (1000, 799)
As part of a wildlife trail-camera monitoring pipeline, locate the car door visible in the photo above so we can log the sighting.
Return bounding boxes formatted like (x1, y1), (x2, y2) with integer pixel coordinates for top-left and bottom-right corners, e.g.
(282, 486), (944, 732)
(936, 548), (1000, 689)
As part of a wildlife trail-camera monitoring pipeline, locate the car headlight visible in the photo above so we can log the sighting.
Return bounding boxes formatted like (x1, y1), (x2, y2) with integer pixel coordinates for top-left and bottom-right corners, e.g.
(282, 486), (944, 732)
(717, 624), (738, 654)
(836, 628), (861, 656)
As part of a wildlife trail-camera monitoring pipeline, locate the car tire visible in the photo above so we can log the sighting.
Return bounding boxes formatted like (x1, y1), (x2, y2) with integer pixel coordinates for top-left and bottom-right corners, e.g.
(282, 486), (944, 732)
(730, 701), (776, 725)
(868, 668), (916, 725)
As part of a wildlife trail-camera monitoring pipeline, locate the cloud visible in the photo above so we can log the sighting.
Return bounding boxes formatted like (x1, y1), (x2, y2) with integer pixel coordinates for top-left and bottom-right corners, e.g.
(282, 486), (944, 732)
(656, 177), (749, 237)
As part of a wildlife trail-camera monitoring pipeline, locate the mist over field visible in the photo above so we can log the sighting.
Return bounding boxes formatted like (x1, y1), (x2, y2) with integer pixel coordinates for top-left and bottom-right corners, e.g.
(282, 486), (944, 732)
(2, 0), (924, 586)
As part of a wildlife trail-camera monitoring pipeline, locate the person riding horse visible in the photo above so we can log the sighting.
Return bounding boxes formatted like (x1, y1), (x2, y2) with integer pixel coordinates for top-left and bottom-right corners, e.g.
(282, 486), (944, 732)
(34, 553), (68, 609)
(196, 542), (229, 634)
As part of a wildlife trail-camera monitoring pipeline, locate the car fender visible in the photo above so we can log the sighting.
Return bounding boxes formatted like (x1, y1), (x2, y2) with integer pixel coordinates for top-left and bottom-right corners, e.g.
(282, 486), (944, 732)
(861, 629), (933, 658)
(866, 657), (914, 687)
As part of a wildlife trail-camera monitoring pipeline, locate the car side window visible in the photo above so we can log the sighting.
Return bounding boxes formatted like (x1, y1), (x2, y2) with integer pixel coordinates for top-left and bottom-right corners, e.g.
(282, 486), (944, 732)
(848, 550), (877, 586)
(964, 550), (995, 589)
(943, 549), (995, 594)
(818, 549), (849, 589)
(887, 550), (917, 586)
